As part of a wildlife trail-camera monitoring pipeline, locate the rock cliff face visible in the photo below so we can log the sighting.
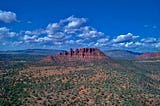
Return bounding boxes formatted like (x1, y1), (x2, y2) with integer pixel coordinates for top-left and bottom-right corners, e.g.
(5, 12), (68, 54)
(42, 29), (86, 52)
(136, 52), (160, 60)
(43, 48), (108, 62)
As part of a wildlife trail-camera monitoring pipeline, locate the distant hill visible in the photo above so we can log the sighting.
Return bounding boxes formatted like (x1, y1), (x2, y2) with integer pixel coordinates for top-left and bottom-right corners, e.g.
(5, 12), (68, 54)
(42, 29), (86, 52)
(0, 49), (65, 56)
(136, 52), (160, 60)
(103, 50), (142, 60)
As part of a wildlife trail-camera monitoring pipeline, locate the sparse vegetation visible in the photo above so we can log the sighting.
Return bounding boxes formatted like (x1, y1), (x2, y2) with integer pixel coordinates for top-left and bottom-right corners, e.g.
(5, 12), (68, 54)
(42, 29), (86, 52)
(0, 54), (160, 106)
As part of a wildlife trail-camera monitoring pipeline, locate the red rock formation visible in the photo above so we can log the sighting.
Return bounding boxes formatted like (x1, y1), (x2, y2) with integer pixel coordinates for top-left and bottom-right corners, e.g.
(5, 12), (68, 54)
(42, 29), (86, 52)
(42, 48), (108, 62)
(136, 52), (160, 60)
(42, 56), (54, 62)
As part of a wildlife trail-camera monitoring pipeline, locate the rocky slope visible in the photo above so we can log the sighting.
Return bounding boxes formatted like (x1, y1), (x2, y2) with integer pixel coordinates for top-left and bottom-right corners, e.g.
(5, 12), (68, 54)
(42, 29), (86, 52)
(136, 52), (160, 60)
(43, 48), (108, 62)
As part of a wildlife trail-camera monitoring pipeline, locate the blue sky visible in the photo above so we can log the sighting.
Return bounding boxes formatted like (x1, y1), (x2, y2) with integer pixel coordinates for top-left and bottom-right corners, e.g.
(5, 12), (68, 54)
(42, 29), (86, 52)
(0, 0), (160, 52)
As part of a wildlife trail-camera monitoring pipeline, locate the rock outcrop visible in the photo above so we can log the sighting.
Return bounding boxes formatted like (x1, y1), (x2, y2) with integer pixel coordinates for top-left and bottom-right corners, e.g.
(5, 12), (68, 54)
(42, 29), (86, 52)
(136, 52), (160, 60)
(42, 48), (108, 62)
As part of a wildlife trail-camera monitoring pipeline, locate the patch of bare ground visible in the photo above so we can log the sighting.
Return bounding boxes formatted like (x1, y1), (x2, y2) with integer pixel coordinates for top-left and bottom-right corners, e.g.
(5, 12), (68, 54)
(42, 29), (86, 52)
(134, 94), (160, 106)
(104, 93), (123, 105)
(87, 98), (94, 105)
(78, 85), (90, 98)
(150, 74), (160, 81)
(88, 71), (109, 81)
(142, 79), (160, 90)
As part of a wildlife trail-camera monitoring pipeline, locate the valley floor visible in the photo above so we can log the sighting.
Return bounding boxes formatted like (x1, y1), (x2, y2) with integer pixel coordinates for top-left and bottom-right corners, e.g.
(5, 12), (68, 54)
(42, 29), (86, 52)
(0, 59), (160, 106)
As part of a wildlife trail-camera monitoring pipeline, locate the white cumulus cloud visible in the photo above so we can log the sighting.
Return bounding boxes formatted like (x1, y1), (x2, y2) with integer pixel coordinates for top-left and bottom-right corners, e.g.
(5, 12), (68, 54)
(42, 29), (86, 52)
(97, 38), (109, 43)
(24, 35), (37, 40)
(66, 16), (86, 28)
(78, 29), (104, 39)
(0, 10), (17, 23)
(46, 23), (60, 34)
(141, 37), (158, 43)
(113, 33), (139, 43)
(0, 27), (18, 38)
